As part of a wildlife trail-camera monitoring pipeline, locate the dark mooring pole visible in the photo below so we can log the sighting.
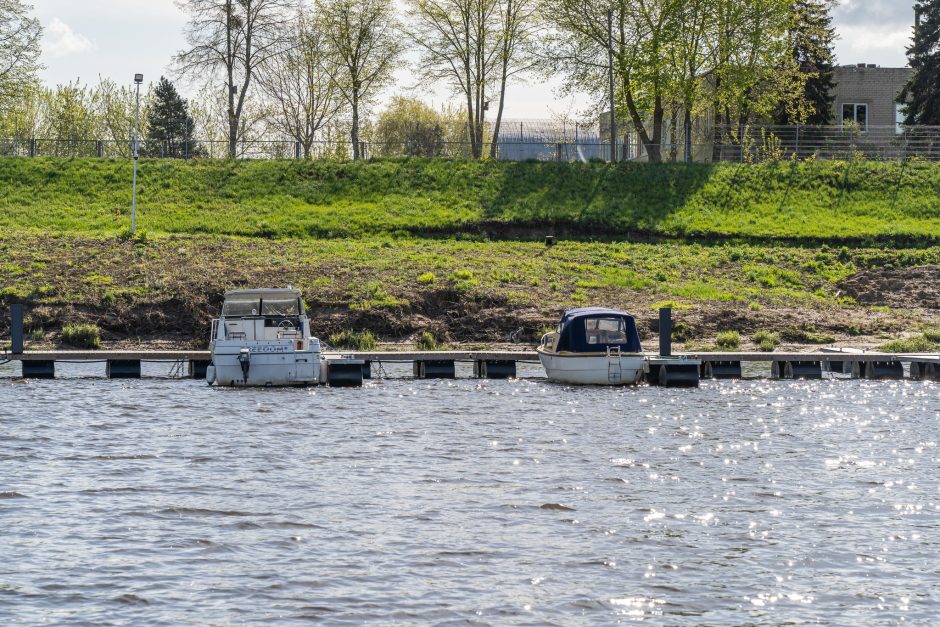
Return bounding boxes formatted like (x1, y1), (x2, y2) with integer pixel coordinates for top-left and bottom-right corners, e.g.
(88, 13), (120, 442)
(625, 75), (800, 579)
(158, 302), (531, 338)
(607, 8), (617, 164)
(11, 303), (24, 354)
(659, 307), (672, 357)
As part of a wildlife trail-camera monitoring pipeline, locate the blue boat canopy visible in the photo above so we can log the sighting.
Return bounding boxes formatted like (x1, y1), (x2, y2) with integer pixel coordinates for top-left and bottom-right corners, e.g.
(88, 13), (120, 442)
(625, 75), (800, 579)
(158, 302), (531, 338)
(555, 307), (642, 353)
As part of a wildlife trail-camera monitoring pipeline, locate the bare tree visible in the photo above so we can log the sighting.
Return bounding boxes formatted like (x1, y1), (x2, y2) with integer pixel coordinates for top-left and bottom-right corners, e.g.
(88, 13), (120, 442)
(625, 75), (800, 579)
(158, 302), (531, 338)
(315, 0), (402, 160)
(489, 0), (539, 158)
(406, 0), (536, 159)
(259, 10), (344, 158)
(174, 0), (293, 158)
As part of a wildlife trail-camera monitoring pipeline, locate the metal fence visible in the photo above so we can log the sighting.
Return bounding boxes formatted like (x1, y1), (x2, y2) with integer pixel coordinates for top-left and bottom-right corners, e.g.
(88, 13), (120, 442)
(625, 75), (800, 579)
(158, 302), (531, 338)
(3, 124), (940, 162)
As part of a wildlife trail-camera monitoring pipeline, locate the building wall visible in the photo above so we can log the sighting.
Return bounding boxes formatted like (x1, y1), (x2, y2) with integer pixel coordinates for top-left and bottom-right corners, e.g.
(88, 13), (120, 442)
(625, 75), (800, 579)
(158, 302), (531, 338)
(831, 66), (913, 128)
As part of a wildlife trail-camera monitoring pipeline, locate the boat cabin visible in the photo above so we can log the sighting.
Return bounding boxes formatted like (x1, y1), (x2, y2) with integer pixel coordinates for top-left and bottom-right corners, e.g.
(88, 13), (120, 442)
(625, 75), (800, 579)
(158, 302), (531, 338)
(213, 288), (310, 345)
(543, 307), (642, 354)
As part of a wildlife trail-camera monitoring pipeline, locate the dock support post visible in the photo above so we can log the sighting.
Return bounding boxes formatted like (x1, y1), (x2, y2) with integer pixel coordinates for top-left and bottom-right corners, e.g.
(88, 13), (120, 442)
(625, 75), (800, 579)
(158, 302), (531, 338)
(22, 360), (54, 379)
(659, 308), (672, 357)
(11, 303), (24, 354)
(188, 360), (211, 379)
(106, 360), (141, 379)
(474, 360), (516, 379)
(414, 360), (455, 379)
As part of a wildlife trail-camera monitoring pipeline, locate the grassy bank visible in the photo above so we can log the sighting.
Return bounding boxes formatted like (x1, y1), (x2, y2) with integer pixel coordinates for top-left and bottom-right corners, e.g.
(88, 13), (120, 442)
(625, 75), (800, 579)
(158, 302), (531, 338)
(1, 157), (939, 241)
(1, 232), (937, 350)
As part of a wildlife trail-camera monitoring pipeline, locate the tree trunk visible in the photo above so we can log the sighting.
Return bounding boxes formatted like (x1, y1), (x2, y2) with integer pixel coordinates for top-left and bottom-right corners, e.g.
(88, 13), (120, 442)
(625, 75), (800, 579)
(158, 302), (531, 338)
(490, 0), (512, 160)
(351, 87), (360, 160)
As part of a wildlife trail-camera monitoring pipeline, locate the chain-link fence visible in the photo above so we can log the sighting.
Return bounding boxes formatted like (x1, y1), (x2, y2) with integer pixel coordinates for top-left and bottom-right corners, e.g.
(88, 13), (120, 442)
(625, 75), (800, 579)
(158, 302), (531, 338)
(2, 123), (940, 162)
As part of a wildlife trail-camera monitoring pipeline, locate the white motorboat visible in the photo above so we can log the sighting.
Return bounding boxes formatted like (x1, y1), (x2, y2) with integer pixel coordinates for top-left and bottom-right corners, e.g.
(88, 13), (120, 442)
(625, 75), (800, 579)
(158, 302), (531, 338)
(537, 307), (646, 385)
(207, 288), (321, 386)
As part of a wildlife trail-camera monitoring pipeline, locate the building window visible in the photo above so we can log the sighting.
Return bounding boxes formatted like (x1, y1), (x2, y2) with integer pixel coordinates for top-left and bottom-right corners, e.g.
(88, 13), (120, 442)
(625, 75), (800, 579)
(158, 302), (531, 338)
(896, 103), (906, 133)
(841, 103), (868, 130)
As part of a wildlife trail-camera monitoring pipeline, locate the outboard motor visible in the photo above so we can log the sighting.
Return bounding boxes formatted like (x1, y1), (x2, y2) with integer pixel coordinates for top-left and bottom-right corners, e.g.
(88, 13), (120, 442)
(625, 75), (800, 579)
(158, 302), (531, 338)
(237, 347), (251, 383)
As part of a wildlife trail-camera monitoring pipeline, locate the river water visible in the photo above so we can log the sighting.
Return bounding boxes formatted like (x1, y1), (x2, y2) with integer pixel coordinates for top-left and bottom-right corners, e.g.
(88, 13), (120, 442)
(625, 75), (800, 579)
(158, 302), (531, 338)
(1, 360), (939, 625)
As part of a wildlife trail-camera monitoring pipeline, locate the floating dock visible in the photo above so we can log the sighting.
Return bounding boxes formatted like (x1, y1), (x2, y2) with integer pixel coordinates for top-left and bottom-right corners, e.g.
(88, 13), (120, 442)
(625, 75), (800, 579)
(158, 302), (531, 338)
(2, 349), (937, 385)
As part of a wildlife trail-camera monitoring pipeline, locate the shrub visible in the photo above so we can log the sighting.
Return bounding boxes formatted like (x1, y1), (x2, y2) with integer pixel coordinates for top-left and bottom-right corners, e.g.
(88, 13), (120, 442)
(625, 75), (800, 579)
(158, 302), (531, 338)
(327, 329), (377, 351)
(753, 330), (780, 351)
(715, 330), (740, 350)
(880, 334), (939, 353)
(415, 330), (440, 351)
(923, 329), (940, 343)
(61, 324), (100, 349)
(29, 328), (44, 342)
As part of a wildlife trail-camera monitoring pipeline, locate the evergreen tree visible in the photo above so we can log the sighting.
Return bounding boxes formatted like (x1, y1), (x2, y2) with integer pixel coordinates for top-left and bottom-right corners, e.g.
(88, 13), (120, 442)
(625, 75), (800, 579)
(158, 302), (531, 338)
(773, 0), (837, 125)
(899, 1), (940, 125)
(145, 76), (199, 158)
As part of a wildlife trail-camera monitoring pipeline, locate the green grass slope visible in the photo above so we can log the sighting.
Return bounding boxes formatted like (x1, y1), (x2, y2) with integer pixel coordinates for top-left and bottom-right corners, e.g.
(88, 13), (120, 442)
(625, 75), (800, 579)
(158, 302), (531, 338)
(1, 157), (939, 241)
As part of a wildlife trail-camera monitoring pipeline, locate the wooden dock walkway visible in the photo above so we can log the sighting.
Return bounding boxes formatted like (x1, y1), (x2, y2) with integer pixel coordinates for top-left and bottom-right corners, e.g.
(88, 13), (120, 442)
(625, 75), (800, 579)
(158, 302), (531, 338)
(1, 349), (937, 383)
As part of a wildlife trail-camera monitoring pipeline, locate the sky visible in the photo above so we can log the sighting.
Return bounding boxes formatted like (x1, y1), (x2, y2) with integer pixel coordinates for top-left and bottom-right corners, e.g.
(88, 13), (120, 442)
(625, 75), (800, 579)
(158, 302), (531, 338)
(30, 0), (916, 120)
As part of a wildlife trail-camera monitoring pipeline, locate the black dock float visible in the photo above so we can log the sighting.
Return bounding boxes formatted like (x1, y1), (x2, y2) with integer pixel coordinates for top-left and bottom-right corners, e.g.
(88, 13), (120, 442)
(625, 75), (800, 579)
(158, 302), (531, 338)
(863, 361), (904, 380)
(910, 362), (938, 381)
(188, 360), (211, 379)
(702, 361), (742, 379)
(414, 360), (456, 379)
(106, 359), (141, 379)
(648, 362), (699, 387)
(473, 359), (516, 379)
(362, 361), (372, 379)
(21, 360), (54, 379)
(773, 360), (823, 380)
(327, 362), (364, 387)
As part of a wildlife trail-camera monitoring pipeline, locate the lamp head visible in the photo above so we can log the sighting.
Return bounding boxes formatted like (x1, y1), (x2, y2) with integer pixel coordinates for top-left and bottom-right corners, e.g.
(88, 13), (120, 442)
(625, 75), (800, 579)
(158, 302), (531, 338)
(134, 73), (144, 84)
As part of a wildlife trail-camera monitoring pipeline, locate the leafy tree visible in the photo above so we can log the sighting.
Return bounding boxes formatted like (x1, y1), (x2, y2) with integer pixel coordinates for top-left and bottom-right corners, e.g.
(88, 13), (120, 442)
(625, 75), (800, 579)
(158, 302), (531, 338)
(0, 0), (42, 106)
(316, 0), (402, 160)
(373, 96), (466, 157)
(145, 76), (199, 158)
(899, 1), (940, 125)
(93, 77), (146, 157)
(772, 0), (836, 125)
(39, 81), (98, 156)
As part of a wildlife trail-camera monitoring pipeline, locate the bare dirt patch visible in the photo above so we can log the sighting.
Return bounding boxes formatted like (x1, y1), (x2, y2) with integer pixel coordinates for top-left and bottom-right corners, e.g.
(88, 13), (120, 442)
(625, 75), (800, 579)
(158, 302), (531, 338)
(838, 265), (940, 310)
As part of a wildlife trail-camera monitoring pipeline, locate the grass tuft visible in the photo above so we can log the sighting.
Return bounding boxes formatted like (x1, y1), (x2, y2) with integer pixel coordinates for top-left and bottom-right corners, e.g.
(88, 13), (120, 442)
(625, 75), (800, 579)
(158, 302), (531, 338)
(327, 329), (377, 351)
(61, 324), (100, 349)
(715, 330), (740, 350)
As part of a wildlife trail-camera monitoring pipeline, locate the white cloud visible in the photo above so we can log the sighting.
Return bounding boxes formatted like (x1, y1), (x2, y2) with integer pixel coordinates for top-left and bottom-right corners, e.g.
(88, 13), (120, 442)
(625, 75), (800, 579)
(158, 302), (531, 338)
(835, 24), (910, 68)
(44, 17), (95, 58)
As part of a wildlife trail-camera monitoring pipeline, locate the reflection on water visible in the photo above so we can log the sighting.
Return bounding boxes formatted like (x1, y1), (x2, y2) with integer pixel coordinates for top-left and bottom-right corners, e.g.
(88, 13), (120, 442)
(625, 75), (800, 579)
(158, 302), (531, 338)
(1, 361), (938, 624)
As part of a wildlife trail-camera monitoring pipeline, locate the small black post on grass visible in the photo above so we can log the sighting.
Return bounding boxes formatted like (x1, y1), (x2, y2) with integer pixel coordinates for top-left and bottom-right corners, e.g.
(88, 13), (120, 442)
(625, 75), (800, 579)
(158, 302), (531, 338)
(659, 307), (672, 357)
(11, 303), (24, 354)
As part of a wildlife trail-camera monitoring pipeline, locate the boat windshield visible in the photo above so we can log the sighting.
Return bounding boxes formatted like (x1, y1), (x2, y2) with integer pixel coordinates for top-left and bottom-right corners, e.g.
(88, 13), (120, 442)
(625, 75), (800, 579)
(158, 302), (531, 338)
(261, 297), (301, 316)
(584, 317), (629, 345)
(222, 297), (260, 317)
(222, 296), (302, 317)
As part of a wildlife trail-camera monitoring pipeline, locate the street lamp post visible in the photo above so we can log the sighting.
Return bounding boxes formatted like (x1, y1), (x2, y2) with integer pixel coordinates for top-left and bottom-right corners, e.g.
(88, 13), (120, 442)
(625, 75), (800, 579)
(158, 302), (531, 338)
(132, 73), (143, 236)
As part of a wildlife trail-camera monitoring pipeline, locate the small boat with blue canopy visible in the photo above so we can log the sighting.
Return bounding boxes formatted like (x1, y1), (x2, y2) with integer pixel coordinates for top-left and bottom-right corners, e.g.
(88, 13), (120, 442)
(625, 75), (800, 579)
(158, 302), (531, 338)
(537, 307), (646, 385)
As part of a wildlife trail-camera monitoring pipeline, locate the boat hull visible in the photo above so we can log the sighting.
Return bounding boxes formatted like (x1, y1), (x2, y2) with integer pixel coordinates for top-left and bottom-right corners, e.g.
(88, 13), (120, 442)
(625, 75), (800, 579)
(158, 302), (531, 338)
(210, 341), (320, 386)
(538, 349), (645, 385)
